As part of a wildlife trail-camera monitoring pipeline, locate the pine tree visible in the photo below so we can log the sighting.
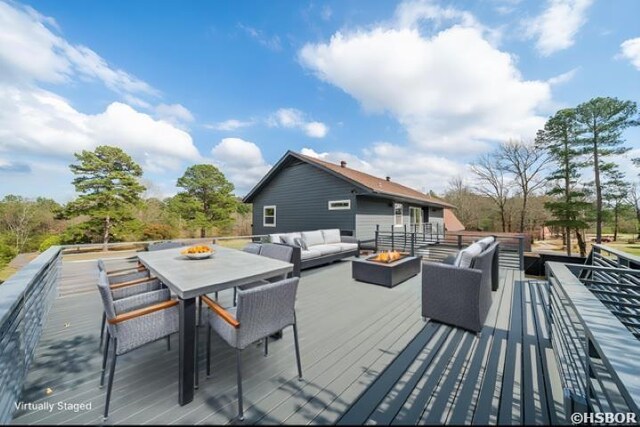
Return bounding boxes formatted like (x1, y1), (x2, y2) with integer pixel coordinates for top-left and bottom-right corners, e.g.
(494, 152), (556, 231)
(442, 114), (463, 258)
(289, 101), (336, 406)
(574, 97), (638, 243)
(536, 108), (590, 256)
(602, 165), (629, 242)
(66, 146), (145, 250)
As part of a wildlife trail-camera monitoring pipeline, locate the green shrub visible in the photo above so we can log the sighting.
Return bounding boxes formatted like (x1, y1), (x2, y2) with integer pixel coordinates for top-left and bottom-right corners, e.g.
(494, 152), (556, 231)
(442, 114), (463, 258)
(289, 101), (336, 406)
(0, 243), (16, 270)
(141, 223), (178, 240)
(39, 235), (62, 252)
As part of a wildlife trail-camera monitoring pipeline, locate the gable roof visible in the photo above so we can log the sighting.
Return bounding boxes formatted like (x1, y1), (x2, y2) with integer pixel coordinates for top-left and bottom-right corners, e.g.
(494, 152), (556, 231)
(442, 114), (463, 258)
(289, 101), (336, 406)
(243, 150), (455, 209)
(444, 208), (465, 231)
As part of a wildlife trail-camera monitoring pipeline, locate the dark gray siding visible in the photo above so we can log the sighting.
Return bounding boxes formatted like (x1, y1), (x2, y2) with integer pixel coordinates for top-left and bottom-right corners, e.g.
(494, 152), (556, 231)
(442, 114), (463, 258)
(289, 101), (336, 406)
(250, 161), (358, 235)
(428, 207), (444, 231)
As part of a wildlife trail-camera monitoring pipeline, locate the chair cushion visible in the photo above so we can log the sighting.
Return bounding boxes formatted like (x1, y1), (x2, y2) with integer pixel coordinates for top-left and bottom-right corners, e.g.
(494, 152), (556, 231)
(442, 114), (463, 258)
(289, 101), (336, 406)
(269, 234), (284, 243)
(281, 232), (301, 246)
(476, 236), (495, 250)
(337, 243), (358, 252)
(301, 249), (321, 260)
(454, 242), (483, 268)
(322, 229), (341, 244)
(301, 230), (324, 247)
(242, 243), (262, 254)
(311, 244), (342, 256)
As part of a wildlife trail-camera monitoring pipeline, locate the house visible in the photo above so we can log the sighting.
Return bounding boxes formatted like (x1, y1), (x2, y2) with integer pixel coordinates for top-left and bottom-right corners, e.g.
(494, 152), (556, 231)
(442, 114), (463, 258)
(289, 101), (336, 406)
(243, 151), (458, 239)
(444, 208), (465, 232)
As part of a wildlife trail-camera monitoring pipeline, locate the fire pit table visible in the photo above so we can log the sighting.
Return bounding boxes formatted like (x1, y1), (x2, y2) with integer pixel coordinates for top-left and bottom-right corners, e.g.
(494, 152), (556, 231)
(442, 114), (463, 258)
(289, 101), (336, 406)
(352, 251), (421, 288)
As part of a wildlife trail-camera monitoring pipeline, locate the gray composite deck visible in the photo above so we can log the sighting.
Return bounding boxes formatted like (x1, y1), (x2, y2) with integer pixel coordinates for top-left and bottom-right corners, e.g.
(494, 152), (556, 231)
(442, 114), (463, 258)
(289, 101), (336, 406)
(12, 257), (564, 425)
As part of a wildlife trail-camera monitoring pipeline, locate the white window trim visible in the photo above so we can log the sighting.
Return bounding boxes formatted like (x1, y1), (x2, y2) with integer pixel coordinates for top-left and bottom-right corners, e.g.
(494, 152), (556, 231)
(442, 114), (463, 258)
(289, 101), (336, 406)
(328, 199), (351, 210)
(263, 205), (276, 227)
(393, 203), (404, 227)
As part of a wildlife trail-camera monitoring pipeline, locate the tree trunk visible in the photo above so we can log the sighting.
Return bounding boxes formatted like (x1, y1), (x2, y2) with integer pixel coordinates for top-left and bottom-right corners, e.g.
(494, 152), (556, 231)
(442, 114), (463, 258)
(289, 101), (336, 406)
(565, 226), (572, 256)
(613, 206), (619, 241)
(519, 193), (527, 233)
(575, 228), (586, 257)
(636, 207), (640, 239)
(200, 227), (206, 238)
(564, 138), (572, 256)
(500, 208), (506, 232)
(103, 216), (110, 252)
(593, 127), (602, 244)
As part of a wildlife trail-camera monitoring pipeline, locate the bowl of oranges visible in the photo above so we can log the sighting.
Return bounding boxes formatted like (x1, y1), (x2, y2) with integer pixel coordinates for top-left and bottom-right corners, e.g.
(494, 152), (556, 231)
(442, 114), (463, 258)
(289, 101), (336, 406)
(181, 245), (215, 260)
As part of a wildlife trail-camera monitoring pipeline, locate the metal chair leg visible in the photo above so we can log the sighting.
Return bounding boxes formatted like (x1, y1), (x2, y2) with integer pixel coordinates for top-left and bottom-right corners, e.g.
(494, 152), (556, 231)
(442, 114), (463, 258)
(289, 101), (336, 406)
(233, 287), (237, 307)
(195, 329), (199, 389)
(206, 325), (211, 378)
(236, 349), (244, 421)
(99, 330), (110, 388)
(264, 337), (268, 357)
(293, 322), (303, 380)
(99, 313), (106, 350)
(103, 338), (118, 420)
(167, 335), (171, 351)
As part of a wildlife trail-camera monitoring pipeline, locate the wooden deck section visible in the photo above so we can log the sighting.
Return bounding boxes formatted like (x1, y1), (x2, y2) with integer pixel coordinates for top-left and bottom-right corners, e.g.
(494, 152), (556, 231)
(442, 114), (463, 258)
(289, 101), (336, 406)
(12, 257), (564, 425)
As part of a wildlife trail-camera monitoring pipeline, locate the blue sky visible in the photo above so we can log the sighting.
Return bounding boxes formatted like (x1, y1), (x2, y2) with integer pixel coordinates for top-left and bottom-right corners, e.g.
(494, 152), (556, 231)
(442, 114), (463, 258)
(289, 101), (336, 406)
(0, 0), (639, 201)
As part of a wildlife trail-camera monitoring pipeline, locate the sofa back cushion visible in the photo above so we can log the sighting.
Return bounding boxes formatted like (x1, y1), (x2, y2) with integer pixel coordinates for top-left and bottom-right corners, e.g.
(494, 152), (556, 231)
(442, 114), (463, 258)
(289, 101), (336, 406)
(269, 234), (284, 243)
(454, 242), (483, 268)
(476, 236), (495, 250)
(322, 229), (341, 244)
(301, 230), (324, 247)
(281, 232), (302, 246)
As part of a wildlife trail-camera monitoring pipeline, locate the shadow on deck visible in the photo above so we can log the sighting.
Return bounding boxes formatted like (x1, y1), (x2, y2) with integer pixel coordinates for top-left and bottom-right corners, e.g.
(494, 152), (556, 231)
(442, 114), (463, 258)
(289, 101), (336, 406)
(12, 258), (564, 425)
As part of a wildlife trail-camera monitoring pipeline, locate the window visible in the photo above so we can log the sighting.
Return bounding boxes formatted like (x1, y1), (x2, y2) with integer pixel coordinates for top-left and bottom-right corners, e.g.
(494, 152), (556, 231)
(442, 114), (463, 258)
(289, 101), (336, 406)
(394, 203), (403, 226)
(409, 206), (423, 226)
(263, 205), (276, 227)
(328, 200), (351, 210)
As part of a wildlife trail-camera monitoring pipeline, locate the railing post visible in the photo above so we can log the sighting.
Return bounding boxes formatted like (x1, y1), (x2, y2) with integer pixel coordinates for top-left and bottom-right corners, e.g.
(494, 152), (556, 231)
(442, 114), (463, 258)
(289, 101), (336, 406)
(518, 236), (525, 271)
(457, 234), (463, 249)
(410, 232), (415, 256)
(403, 224), (407, 251)
(391, 225), (395, 252)
(375, 225), (379, 253)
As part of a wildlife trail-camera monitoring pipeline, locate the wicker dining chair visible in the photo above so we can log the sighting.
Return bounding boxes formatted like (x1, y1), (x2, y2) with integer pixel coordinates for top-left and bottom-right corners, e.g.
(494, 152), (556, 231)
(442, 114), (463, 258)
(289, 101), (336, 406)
(202, 277), (302, 421)
(96, 271), (179, 420)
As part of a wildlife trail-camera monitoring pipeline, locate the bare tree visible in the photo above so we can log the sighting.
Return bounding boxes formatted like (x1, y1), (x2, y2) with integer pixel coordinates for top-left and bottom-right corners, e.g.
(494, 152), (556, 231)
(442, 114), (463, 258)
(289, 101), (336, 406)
(444, 176), (476, 227)
(498, 140), (547, 233)
(470, 153), (511, 232)
(0, 196), (35, 253)
(628, 183), (640, 239)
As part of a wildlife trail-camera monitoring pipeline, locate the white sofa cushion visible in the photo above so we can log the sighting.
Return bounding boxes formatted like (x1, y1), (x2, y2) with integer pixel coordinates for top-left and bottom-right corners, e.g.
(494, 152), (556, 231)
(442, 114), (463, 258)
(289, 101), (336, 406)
(302, 230), (324, 247)
(269, 233), (285, 243)
(281, 232), (302, 246)
(322, 229), (341, 244)
(476, 236), (495, 250)
(301, 249), (321, 260)
(455, 242), (483, 268)
(311, 244), (342, 256)
(337, 243), (358, 252)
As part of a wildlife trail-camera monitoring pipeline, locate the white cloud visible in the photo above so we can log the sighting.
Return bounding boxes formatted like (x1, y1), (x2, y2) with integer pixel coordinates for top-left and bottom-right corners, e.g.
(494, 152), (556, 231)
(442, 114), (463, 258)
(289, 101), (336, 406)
(620, 37), (640, 71)
(155, 103), (195, 128)
(268, 108), (329, 138)
(524, 0), (594, 56)
(237, 23), (282, 51)
(0, 1), (158, 97)
(299, 23), (550, 152)
(547, 67), (579, 85)
(207, 119), (255, 131)
(0, 85), (200, 172)
(211, 138), (272, 194)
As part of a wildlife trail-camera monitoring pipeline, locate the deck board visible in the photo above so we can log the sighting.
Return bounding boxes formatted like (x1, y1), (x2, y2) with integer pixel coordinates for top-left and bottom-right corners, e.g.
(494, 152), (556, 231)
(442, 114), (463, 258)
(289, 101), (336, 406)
(12, 256), (563, 425)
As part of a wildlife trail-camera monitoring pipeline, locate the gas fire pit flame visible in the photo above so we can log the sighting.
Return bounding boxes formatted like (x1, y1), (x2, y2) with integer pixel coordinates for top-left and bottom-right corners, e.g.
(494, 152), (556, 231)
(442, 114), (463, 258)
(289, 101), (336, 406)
(370, 251), (403, 264)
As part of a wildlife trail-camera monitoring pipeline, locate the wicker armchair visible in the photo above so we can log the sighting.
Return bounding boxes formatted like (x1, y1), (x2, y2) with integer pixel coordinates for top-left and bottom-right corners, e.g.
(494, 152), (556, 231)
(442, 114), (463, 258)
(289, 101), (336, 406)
(422, 243), (499, 332)
(202, 277), (302, 421)
(96, 271), (179, 420)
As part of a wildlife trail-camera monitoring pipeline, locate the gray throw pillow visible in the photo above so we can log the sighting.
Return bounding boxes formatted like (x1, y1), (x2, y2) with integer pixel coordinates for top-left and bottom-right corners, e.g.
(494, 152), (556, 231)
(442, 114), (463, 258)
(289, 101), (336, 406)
(294, 237), (308, 250)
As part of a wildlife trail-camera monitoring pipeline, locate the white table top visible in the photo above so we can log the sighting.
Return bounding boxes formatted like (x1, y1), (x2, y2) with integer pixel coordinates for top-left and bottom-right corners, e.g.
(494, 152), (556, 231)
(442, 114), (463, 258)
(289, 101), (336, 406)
(137, 245), (293, 299)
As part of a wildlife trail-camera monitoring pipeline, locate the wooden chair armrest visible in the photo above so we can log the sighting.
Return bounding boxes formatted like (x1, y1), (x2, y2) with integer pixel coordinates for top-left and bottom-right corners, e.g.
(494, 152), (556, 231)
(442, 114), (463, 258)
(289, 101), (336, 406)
(201, 295), (240, 328)
(109, 277), (157, 290)
(107, 265), (147, 276)
(108, 299), (179, 324)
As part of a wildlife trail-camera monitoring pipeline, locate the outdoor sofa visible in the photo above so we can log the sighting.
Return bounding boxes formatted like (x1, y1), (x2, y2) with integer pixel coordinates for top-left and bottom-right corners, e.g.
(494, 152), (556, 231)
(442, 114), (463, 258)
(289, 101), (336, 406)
(263, 229), (359, 276)
(422, 236), (500, 332)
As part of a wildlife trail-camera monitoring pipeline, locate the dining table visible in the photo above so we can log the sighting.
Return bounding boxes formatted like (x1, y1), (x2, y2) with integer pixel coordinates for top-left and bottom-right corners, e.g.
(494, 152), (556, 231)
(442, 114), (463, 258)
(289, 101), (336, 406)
(137, 244), (294, 406)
